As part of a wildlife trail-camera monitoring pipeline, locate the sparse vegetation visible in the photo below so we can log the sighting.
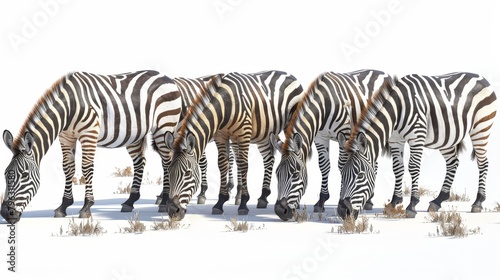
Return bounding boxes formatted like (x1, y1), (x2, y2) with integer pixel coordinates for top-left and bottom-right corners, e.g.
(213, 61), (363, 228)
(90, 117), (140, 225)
(113, 182), (132, 194)
(447, 190), (470, 202)
(426, 208), (480, 238)
(120, 212), (146, 234)
(293, 205), (313, 223)
(225, 215), (265, 232)
(60, 217), (106, 236)
(381, 201), (407, 219)
(404, 185), (434, 197)
(151, 215), (190, 231)
(333, 215), (377, 234)
(112, 166), (134, 177)
(493, 201), (500, 212)
(72, 176), (86, 185)
(142, 172), (162, 186)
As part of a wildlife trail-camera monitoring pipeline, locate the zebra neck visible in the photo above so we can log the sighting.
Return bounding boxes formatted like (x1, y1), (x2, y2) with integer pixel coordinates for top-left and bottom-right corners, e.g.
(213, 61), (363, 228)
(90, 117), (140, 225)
(22, 93), (70, 164)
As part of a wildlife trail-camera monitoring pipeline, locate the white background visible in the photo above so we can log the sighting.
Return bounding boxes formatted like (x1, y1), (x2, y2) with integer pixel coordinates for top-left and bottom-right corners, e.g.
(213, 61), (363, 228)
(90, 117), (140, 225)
(1, 1), (500, 280)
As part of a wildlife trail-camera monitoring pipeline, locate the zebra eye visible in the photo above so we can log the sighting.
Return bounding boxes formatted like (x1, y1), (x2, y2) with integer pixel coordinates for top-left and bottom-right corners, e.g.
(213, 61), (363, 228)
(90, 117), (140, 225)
(185, 170), (192, 177)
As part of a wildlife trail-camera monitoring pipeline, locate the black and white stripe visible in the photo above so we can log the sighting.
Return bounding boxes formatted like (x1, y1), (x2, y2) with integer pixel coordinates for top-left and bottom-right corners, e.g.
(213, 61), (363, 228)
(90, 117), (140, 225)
(339, 72), (497, 219)
(271, 70), (391, 221)
(165, 70), (303, 219)
(2, 70), (182, 223)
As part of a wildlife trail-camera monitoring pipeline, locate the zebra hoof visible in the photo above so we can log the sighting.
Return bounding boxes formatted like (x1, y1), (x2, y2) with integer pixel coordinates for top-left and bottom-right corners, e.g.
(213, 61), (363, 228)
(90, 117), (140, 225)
(313, 205), (325, 213)
(364, 202), (374, 211)
(471, 205), (483, 213)
(405, 209), (417, 218)
(78, 211), (91, 219)
(155, 196), (162, 205)
(158, 205), (168, 213)
(54, 210), (67, 218)
(121, 204), (134, 212)
(234, 198), (241, 206)
(197, 196), (206, 205)
(212, 208), (224, 215)
(238, 209), (249, 215)
(428, 202), (441, 212)
(257, 198), (268, 209)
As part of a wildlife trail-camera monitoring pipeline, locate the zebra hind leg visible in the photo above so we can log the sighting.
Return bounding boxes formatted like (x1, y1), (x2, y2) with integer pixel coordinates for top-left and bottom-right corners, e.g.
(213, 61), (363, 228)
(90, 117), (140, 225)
(121, 142), (147, 212)
(197, 153), (209, 204)
(428, 146), (460, 212)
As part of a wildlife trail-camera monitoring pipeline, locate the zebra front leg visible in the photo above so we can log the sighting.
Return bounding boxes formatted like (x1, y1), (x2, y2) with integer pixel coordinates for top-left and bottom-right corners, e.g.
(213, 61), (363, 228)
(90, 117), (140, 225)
(236, 142), (251, 215)
(389, 142), (405, 207)
(197, 152), (209, 204)
(158, 156), (172, 213)
(55, 133), (77, 217)
(428, 146), (460, 212)
(121, 141), (147, 212)
(405, 144), (424, 218)
(256, 143), (275, 209)
(79, 145), (97, 218)
(212, 140), (231, 214)
(314, 140), (330, 213)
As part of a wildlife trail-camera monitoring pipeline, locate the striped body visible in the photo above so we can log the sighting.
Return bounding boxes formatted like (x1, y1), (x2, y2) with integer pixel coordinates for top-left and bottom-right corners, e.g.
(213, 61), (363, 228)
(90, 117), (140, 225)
(165, 70), (303, 218)
(2, 70), (181, 223)
(338, 72), (497, 219)
(271, 70), (391, 220)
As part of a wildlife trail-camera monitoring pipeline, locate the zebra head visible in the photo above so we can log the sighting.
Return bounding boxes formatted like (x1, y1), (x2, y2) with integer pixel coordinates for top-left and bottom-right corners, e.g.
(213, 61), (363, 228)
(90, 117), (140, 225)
(338, 133), (376, 220)
(2, 131), (40, 224)
(271, 133), (308, 221)
(165, 131), (200, 220)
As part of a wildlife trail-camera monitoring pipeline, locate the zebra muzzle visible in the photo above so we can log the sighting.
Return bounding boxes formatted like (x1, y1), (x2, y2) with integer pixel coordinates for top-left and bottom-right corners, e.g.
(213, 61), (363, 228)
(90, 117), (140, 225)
(274, 198), (294, 221)
(1, 202), (22, 224)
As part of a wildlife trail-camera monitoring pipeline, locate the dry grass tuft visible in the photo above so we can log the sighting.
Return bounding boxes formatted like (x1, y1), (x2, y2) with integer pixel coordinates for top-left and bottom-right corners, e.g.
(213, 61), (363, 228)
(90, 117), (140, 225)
(447, 190), (470, 202)
(66, 217), (105, 236)
(334, 215), (376, 234)
(71, 176), (86, 185)
(293, 205), (313, 223)
(493, 201), (500, 212)
(151, 215), (189, 231)
(225, 215), (265, 232)
(404, 185), (434, 197)
(381, 201), (407, 219)
(426, 209), (480, 238)
(142, 172), (163, 186)
(112, 166), (133, 177)
(120, 212), (146, 234)
(113, 182), (132, 194)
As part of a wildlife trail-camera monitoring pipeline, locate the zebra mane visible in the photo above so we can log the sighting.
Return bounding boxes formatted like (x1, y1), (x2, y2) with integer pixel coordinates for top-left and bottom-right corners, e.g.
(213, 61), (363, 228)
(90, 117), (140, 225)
(282, 73), (324, 154)
(12, 72), (72, 151)
(345, 78), (394, 153)
(173, 74), (223, 150)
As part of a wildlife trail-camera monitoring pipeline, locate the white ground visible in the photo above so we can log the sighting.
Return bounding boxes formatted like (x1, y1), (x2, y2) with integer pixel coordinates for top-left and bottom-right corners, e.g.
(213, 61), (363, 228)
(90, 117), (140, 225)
(1, 1), (500, 279)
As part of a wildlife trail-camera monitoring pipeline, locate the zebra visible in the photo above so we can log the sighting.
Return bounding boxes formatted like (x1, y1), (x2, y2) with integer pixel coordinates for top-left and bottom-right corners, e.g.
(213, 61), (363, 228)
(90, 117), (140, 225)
(1, 70), (182, 224)
(337, 72), (497, 220)
(154, 74), (237, 209)
(164, 70), (304, 219)
(270, 70), (392, 221)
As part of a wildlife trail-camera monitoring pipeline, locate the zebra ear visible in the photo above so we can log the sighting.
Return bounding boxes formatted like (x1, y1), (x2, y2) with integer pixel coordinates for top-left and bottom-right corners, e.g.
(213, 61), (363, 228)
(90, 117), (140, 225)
(338, 133), (347, 150)
(3, 130), (14, 153)
(164, 131), (175, 151)
(356, 132), (368, 155)
(270, 133), (283, 154)
(185, 133), (196, 154)
(21, 132), (34, 154)
(291, 133), (303, 153)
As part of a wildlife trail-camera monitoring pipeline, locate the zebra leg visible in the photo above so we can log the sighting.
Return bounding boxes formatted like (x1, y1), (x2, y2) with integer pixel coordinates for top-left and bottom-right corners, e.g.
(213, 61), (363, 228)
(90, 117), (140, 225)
(389, 142), (405, 207)
(428, 146), (460, 212)
(471, 153), (488, 213)
(121, 141), (147, 212)
(78, 134), (99, 218)
(212, 140), (231, 214)
(405, 143), (424, 218)
(236, 142), (251, 215)
(55, 133), (77, 217)
(197, 152), (209, 204)
(256, 143), (275, 209)
(314, 140), (330, 213)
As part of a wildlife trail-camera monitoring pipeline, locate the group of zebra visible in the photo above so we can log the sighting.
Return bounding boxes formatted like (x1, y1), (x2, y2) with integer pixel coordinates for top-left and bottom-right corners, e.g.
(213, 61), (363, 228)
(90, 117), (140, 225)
(1, 69), (496, 224)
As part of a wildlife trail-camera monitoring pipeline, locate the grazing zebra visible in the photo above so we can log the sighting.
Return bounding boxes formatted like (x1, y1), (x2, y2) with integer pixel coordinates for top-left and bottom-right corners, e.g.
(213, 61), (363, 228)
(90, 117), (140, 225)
(165, 70), (303, 219)
(338, 72), (497, 220)
(155, 74), (236, 208)
(1, 70), (182, 224)
(270, 70), (392, 221)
